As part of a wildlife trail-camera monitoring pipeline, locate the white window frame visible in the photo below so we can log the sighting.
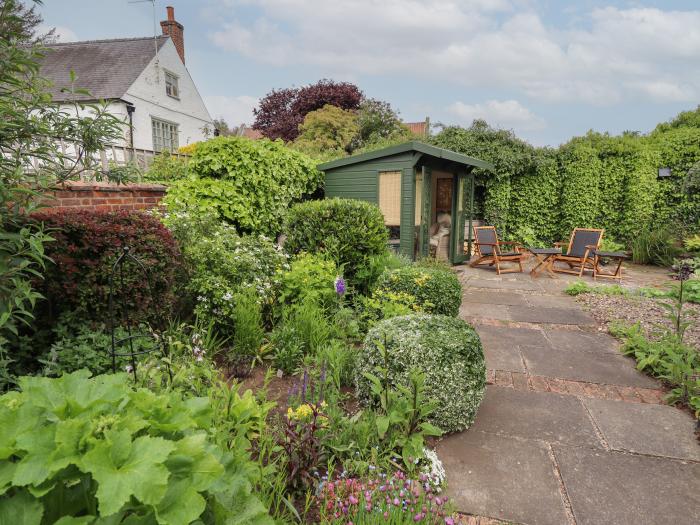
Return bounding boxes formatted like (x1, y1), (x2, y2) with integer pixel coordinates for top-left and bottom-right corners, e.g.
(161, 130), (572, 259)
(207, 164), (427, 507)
(151, 117), (179, 152)
(164, 70), (180, 99)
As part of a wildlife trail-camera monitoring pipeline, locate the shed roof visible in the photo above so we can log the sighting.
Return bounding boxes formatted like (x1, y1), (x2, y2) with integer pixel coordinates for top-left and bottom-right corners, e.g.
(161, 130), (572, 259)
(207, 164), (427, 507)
(37, 36), (169, 102)
(317, 141), (494, 172)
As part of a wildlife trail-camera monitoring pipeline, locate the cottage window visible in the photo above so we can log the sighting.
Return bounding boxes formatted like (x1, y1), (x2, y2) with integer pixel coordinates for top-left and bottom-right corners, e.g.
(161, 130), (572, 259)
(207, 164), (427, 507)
(165, 71), (179, 99)
(151, 118), (179, 152)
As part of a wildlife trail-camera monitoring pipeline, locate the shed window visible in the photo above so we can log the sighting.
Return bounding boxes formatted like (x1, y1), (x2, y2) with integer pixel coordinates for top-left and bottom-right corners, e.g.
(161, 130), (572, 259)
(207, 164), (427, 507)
(151, 118), (179, 152)
(165, 71), (179, 99)
(378, 171), (402, 226)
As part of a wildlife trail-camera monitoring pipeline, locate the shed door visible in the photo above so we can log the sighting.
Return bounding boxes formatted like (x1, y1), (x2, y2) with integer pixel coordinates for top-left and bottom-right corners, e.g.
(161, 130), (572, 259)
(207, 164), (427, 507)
(450, 172), (469, 264)
(418, 166), (432, 258)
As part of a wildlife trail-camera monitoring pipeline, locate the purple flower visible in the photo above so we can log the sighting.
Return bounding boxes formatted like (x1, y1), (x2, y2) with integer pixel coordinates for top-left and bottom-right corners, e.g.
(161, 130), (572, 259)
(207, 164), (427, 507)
(335, 276), (346, 296)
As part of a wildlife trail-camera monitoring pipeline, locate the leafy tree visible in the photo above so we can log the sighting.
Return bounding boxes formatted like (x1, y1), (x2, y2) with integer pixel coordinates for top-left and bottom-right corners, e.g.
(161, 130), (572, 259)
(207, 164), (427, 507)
(293, 104), (359, 158)
(0, 0), (122, 371)
(213, 117), (235, 136)
(352, 98), (411, 150)
(655, 105), (700, 132)
(253, 79), (363, 141)
(0, 0), (54, 44)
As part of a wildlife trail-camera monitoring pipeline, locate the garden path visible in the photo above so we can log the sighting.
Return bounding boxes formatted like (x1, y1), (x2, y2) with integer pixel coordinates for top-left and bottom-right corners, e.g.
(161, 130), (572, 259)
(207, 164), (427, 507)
(437, 263), (699, 525)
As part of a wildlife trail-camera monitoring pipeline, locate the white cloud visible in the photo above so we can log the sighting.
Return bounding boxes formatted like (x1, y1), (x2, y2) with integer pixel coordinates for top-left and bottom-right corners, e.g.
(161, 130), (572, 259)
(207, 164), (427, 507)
(204, 94), (259, 126)
(449, 99), (545, 131)
(207, 2), (700, 105)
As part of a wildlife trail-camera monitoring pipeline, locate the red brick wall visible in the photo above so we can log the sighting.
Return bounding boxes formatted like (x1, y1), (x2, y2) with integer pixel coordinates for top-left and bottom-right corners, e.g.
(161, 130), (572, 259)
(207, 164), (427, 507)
(41, 181), (167, 213)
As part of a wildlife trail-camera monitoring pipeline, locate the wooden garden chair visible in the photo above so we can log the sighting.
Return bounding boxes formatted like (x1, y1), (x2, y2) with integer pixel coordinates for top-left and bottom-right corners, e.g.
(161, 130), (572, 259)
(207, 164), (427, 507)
(470, 226), (526, 274)
(551, 228), (604, 277)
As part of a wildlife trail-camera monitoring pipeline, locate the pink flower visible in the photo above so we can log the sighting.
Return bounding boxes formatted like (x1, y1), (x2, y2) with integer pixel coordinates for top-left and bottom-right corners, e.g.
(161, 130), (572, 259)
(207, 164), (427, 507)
(393, 497), (400, 506)
(349, 495), (358, 505)
(445, 518), (455, 525)
(365, 503), (372, 511)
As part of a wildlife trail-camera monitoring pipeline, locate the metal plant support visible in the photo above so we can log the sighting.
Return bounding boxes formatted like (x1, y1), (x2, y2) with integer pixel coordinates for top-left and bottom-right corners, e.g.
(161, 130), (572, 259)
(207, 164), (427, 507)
(108, 246), (163, 379)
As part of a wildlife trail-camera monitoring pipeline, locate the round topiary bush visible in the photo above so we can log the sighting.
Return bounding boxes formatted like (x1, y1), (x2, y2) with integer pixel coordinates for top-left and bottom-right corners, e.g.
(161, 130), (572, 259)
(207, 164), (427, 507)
(355, 314), (486, 433)
(284, 198), (389, 283)
(374, 265), (462, 316)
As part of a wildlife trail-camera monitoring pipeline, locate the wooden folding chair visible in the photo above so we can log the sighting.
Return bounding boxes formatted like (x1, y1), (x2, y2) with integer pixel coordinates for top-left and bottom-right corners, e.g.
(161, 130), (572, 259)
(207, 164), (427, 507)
(551, 228), (604, 277)
(470, 226), (526, 274)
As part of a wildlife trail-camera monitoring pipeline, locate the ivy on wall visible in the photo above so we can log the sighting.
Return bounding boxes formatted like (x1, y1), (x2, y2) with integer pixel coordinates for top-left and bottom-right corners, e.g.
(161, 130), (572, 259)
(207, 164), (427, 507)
(430, 109), (700, 247)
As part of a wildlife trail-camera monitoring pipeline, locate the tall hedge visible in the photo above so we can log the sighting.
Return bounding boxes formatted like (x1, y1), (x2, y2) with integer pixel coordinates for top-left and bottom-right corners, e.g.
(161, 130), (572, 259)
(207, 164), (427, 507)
(558, 141), (602, 237)
(163, 137), (322, 236)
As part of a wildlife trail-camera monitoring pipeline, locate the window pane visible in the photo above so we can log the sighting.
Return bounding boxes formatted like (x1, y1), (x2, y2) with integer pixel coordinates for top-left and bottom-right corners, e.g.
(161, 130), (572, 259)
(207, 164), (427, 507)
(378, 171), (401, 226)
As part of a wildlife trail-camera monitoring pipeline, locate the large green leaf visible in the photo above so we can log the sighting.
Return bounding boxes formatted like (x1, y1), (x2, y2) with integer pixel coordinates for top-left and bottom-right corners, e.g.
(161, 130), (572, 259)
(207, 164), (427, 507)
(0, 490), (43, 525)
(83, 431), (174, 516)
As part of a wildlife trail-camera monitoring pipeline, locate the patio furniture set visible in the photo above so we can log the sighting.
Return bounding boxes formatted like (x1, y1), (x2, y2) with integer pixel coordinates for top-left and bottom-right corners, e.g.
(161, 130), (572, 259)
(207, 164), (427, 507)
(469, 226), (629, 280)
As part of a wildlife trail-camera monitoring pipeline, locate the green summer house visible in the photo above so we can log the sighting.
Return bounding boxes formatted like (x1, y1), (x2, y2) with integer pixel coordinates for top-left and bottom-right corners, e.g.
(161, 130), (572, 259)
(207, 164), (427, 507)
(318, 141), (494, 264)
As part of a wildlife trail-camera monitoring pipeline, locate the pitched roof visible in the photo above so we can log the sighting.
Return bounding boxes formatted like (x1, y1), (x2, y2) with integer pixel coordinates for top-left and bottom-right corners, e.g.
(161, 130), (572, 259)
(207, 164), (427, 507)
(317, 141), (494, 171)
(37, 36), (169, 102)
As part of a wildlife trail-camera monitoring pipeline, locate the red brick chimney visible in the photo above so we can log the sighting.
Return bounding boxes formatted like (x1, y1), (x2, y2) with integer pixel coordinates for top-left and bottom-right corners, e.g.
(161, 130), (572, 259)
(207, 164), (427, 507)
(160, 6), (185, 64)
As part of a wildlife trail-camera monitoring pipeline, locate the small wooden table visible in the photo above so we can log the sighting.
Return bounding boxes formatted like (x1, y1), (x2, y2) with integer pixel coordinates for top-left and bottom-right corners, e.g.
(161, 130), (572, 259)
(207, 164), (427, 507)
(592, 250), (629, 281)
(528, 248), (561, 278)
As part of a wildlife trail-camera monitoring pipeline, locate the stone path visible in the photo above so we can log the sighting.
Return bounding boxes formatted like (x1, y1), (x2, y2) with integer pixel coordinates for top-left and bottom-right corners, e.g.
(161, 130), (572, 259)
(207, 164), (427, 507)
(437, 265), (700, 525)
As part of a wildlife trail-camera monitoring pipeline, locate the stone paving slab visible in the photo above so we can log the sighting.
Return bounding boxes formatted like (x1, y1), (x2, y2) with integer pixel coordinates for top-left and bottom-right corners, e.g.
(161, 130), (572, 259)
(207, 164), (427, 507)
(476, 325), (548, 350)
(467, 278), (542, 291)
(543, 328), (619, 355)
(460, 303), (512, 321)
(583, 398), (700, 460)
(520, 344), (658, 388)
(438, 431), (569, 525)
(462, 290), (529, 306)
(525, 294), (580, 309)
(554, 445), (700, 525)
(483, 345), (525, 372)
(507, 305), (595, 325)
(470, 386), (601, 447)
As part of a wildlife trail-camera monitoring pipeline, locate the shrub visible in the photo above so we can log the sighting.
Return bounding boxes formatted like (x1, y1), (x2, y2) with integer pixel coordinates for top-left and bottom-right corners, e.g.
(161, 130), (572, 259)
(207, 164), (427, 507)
(0, 370), (271, 524)
(40, 317), (157, 376)
(374, 266), (462, 317)
(143, 151), (189, 182)
(355, 314), (486, 433)
(631, 227), (681, 266)
(284, 198), (389, 284)
(30, 210), (180, 323)
(278, 252), (339, 309)
(354, 251), (411, 296)
(164, 210), (289, 334)
(163, 136), (322, 236)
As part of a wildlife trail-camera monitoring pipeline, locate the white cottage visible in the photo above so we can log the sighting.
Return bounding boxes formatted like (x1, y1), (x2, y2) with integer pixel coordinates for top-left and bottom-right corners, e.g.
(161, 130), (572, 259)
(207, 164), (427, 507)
(38, 6), (213, 153)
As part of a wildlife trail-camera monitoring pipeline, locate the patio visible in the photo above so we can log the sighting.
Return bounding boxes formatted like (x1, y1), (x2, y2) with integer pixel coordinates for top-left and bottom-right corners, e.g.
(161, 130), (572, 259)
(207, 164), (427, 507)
(438, 263), (700, 525)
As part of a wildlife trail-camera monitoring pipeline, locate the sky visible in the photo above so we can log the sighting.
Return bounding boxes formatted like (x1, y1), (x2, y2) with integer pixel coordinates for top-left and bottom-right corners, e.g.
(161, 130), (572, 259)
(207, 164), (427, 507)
(35, 0), (700, 146)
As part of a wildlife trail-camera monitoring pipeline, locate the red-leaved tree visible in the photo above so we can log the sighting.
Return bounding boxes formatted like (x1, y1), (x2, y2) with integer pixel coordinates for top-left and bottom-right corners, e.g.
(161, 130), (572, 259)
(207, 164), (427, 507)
(253, 79), (363, 141)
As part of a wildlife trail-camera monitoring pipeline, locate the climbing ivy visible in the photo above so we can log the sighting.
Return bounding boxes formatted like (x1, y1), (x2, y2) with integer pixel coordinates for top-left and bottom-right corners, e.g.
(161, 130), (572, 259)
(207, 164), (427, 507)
(430, 110), (700, 247)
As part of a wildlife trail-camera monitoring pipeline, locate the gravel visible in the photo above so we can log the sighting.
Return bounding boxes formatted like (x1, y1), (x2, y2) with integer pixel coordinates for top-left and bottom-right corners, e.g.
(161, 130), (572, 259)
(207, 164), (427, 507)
(575, 293), (700, 350)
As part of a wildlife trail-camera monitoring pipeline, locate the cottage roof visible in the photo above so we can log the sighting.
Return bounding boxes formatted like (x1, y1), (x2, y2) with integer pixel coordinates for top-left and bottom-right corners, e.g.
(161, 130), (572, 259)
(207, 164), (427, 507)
(37, 36), (169, 102)
(317, 141), (494, 172)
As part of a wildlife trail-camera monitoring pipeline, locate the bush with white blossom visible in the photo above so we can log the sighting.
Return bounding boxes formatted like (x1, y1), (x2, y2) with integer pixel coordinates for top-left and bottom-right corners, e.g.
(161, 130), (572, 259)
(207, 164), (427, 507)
(355, 314), (486, 433)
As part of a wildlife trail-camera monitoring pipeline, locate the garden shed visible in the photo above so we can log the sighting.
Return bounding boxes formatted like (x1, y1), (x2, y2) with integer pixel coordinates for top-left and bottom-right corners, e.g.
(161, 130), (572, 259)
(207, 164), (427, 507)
(318, 142), (494, 264)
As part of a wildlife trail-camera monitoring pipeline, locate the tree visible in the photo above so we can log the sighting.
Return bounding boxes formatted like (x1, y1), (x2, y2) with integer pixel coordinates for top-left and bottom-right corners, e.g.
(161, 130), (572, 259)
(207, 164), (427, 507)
(655, 105), (700, 133)
(253, 79), (363, 141)
(352, 98), (411, 150)
(0, 0), (54, 44)
(213, 117), (234, 136)
(293, 104), (359, 158)
(0, 0), (122, 370)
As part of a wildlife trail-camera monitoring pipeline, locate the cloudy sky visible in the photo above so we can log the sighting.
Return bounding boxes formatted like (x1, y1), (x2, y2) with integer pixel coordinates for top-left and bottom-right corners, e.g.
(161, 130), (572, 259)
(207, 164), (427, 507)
(36, 0), (700, 146)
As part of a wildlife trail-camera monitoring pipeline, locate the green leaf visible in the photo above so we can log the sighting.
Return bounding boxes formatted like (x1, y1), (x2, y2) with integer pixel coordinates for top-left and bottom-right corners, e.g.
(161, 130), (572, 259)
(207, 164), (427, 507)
(0, 490), (43, 525)
(420, 422), (443, 437)
(375, 415), (390, 439)
(54, 517), (95, 525)
(83, 432), (175, 517)
(154, 478), (206, 525)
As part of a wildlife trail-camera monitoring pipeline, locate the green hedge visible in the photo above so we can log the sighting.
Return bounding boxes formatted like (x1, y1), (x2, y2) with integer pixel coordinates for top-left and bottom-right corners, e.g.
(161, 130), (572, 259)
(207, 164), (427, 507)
(283, 198), (388, 283)
(430, 114), (700, 246)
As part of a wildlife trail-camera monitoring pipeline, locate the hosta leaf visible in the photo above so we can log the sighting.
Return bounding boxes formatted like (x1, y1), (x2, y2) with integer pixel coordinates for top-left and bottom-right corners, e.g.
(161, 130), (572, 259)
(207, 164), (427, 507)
(83, 432), (174, 516)
(0, 489), (43, 525)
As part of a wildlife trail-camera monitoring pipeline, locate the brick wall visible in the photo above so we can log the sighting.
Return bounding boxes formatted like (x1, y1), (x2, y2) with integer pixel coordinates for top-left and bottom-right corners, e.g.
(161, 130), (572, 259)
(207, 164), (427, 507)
(41, 181), (167, 213)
